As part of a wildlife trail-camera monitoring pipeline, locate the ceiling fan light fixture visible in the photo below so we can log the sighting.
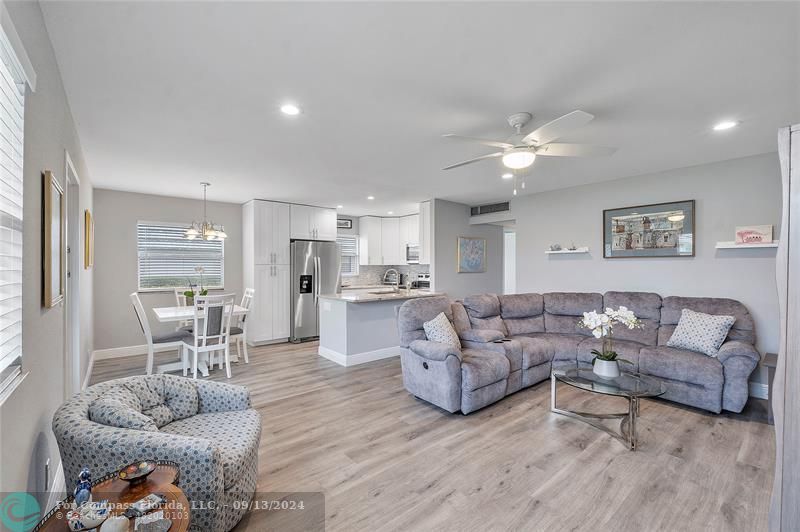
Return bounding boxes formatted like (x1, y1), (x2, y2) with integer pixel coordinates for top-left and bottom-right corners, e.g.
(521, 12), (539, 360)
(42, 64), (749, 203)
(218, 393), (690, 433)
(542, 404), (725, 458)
(502, 149), (536, 170)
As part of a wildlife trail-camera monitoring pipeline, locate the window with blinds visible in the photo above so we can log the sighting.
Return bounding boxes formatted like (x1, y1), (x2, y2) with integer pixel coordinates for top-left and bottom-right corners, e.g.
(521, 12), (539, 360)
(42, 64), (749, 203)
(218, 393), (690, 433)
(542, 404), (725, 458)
(337, 235), (359, 276)
(0, 26), (25, 395)
(137, 222), (224, 290)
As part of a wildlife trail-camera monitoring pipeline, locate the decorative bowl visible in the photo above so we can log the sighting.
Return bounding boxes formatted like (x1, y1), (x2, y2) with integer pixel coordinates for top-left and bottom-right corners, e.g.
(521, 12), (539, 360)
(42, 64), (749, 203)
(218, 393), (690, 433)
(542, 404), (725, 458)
(118, 460), (156, 484)
(67, 500), (109, 531)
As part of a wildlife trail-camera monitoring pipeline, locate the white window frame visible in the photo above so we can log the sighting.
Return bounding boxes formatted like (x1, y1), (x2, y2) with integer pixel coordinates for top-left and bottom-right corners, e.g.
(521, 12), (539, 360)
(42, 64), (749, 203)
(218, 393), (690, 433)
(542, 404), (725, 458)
(338, 234), (359, 277)
(137, 220), (225, 292)
(0, 8), (34, 404)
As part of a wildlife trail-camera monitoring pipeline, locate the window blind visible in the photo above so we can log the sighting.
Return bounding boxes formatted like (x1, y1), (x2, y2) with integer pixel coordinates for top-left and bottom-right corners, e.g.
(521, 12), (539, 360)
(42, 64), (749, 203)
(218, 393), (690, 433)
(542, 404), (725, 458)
(137, 222), (224, 290)
(0, 26), (25, 392)
(337, 235), (359, 276)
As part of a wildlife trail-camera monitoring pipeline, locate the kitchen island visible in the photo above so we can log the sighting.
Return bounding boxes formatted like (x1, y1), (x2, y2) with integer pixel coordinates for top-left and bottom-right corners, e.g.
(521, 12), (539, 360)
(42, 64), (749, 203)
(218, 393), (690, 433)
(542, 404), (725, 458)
(317, 289), (441, 366)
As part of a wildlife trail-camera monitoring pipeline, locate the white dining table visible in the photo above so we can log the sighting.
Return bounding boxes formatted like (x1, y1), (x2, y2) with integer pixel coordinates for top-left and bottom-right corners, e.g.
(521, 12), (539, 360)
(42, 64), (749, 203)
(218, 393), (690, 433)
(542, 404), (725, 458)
(151, 304), (250, 377)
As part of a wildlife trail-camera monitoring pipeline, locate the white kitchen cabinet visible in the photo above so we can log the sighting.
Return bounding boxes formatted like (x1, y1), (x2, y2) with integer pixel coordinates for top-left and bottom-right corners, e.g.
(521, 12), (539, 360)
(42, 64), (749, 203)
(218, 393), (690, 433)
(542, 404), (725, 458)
(419, 201), (431, 264)
(399, 214), (419, 245)
(247, 263), (290, 344)
(245, 200), (290, 265)
(271, 264), (291, 339)
(359, 216), (382, 265)
(290, 204), (337, 241)
(381, 217), (401, 265)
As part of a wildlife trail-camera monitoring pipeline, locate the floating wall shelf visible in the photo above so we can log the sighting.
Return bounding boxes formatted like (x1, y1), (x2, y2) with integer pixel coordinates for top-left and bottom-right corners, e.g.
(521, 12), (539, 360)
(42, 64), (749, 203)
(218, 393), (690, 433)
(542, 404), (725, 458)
(715, 241), (779, 249)
(545, 247), (590, 255)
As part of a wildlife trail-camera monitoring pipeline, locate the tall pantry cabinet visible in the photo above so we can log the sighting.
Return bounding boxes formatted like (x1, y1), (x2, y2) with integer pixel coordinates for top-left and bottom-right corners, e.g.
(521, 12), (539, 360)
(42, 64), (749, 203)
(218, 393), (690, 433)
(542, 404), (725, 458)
(242, 200), (291, 344)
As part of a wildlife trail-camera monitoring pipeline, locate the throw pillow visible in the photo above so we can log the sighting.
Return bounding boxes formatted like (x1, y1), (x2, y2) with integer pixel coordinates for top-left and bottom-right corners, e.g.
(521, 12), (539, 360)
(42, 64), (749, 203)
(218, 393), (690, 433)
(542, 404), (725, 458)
(667, 308), (735, 357)
(88, 387), (158, 432)
(423, 312), (461, 349)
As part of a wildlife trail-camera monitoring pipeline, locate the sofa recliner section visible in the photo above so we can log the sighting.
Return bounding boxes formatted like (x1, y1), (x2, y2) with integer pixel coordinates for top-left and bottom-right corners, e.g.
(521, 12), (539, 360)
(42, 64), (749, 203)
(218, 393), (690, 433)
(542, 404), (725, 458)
(398, 290), (761, 415)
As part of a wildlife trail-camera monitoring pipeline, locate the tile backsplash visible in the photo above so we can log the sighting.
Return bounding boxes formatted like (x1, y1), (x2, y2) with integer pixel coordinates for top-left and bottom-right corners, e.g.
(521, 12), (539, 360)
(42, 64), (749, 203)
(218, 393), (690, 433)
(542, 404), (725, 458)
(342, 265), (430, 287)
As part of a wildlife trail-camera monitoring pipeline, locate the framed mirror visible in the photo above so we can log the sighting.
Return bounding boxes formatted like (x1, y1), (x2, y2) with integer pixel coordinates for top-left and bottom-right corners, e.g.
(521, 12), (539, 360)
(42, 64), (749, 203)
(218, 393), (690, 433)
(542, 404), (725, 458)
(43, 170), (64, 308)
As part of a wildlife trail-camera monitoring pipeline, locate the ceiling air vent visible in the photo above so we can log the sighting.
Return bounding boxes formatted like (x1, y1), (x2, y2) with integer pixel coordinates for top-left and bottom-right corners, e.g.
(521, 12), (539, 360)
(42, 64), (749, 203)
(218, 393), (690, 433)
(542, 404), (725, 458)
(470, 202), (510, 216)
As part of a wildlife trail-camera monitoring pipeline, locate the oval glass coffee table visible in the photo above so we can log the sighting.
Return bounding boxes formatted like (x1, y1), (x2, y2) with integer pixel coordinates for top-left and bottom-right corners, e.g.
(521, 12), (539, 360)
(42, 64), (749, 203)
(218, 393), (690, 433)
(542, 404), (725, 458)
(551, 363), (666, 451)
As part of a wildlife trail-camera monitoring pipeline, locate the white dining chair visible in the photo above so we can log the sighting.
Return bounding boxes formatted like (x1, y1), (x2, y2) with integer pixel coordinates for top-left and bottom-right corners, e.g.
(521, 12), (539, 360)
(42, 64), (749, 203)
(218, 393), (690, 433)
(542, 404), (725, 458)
(230, 288), (254, 364)
(130, 292), (191, 375)
(174, 287), (193, 330)
(182, 294), (236, 379)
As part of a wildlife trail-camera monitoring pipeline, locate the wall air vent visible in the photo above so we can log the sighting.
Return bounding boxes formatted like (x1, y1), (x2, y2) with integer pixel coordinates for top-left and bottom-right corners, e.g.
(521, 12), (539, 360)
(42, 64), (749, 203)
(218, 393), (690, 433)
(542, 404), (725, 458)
(470, 202), (510, 216)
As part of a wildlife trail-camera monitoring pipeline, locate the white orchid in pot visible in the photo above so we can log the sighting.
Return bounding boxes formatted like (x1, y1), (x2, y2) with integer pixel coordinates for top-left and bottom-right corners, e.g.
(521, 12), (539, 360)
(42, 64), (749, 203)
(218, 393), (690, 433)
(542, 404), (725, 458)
(579, 307), (642, 378)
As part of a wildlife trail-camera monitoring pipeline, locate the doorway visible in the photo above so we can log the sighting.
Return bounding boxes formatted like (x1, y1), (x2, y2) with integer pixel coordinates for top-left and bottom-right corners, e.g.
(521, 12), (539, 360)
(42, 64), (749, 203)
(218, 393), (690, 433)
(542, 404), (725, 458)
(503, 231), (516, 294)
(64, 152), (81, 397)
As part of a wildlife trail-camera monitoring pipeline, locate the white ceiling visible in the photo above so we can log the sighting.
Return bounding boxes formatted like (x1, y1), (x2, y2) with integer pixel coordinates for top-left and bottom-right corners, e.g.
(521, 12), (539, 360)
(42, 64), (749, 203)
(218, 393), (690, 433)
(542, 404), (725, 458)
(41, 1), (799, 217)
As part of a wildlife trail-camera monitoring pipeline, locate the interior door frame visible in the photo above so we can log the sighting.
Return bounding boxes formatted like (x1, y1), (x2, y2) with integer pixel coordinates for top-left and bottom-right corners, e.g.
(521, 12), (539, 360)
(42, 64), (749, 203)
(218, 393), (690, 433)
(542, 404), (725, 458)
(63, 150), (81, 397)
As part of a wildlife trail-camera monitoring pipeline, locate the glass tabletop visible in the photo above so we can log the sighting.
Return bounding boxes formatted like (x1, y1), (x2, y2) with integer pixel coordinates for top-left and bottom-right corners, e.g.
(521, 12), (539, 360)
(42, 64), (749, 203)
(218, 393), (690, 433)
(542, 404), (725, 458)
(552, 363), (666, 398)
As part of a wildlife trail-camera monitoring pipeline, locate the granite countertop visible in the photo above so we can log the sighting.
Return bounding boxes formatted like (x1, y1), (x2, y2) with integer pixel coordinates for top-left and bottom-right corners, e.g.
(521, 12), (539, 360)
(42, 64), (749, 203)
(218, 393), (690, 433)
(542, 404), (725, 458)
(319, 289), (441, 303)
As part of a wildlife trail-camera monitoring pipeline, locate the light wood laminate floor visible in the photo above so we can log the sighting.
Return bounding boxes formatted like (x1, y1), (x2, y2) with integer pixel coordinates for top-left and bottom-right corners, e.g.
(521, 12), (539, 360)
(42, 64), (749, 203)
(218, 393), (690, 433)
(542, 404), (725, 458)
(90, 342), (775, 532)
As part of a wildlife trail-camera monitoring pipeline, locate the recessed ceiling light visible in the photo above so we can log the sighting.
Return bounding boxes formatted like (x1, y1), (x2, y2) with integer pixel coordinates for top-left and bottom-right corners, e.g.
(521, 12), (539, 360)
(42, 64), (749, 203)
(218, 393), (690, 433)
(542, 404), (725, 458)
(713, 120), (738, 131)
(336, 205), (343, 209)
(367, 196), (375, 200)
(387, 211), (394, 215)
(501, 173), (513, 179)
(280, 103), (301, 116)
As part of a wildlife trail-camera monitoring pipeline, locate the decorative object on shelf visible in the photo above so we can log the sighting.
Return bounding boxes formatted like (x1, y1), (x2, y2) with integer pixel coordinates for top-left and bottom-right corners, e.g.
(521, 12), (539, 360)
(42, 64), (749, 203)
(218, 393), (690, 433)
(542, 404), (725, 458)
(84, 209), (94, 269)
(118, 460), (157, 485)
(549, 243), (562, 251)
(336, 218), (353, 230)
(735, 224), (773, 244)
(603, 200), (695, 259)
(184, 182), (227, 240)
(42, 170), (65, 308)
(457, 237), (487, 273)
(579, 307), (642, 378)
(73, 467), (93, 506)
(545, 247), (589, 255)
(567, 243), (577, 251)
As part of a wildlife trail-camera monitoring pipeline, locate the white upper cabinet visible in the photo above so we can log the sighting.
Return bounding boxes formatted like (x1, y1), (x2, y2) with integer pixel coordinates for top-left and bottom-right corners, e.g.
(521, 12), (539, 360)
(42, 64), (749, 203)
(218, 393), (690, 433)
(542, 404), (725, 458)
(381, 217), (401, 265)
(359, 216), (382, 265)
(419, 201), (431, 265)
(244, 200), (290, 265)
(399, 215), (419, 246)
(290, 204), (337, 241)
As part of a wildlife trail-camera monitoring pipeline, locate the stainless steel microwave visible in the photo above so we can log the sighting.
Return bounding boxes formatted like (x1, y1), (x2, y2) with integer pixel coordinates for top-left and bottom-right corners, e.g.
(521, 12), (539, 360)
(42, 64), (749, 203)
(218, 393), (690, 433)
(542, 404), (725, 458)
(406, 243), (420, 264)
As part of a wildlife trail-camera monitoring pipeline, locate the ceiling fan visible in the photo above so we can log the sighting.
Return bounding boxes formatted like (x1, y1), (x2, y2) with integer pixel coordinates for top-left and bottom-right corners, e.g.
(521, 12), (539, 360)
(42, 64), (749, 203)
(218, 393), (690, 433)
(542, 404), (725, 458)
(442, 110), (616, 171)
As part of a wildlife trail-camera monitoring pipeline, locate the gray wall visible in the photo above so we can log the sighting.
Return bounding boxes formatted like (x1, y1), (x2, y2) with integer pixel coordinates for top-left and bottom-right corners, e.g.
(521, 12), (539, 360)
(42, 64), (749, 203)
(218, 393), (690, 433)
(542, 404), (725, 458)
(512, 152), (780, 384)
(431, 198), (504, 299)
(93, 189), (242, 349)
(337, 215), (358, 236)
(0, 1), (95, 496)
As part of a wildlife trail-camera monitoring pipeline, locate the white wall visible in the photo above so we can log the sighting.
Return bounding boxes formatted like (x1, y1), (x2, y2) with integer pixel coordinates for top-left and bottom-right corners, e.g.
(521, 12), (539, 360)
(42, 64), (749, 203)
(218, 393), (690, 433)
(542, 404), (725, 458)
(431, 199), (504, 299)
(0, 0), (94, 497)
(93, 189), (242, 350)
(512, 153), (780, 384)
(504, 231), (516, 294)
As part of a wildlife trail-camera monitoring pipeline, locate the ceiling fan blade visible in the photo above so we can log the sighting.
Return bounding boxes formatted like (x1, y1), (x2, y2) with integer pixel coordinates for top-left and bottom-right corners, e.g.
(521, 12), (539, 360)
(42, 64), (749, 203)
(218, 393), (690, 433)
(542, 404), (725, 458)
(442, 152), (503, 170)
(535, 143), (616, 157)
(522, 110), (595, 146)
(442, 134), (513, 149)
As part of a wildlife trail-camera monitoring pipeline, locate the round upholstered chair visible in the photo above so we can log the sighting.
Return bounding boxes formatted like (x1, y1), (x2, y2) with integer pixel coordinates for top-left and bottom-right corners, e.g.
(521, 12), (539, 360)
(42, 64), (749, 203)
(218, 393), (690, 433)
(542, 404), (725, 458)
(52, 374), (261, 532)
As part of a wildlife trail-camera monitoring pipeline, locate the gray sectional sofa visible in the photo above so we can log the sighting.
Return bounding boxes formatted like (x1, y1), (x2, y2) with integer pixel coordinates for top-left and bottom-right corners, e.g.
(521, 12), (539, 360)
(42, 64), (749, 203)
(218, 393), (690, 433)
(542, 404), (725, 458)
(397, 291), (761, 415)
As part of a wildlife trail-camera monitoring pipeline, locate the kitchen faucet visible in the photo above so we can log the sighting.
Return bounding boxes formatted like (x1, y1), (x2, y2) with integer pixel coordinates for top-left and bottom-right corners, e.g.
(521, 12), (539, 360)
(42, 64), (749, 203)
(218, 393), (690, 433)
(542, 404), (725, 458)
(383, 268), (400, 292)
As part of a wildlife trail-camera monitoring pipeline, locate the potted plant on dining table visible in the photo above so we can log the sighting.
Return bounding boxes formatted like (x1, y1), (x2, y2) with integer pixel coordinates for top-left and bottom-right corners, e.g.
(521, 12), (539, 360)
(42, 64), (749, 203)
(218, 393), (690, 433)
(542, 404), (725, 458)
(183, 266), (208, 306)
(579, 306), (642, 378)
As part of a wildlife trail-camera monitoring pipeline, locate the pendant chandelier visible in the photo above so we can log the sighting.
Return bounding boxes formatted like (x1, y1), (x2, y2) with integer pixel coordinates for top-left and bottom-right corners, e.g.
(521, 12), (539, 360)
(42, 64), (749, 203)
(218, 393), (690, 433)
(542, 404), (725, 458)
(185, 182), (227, 240)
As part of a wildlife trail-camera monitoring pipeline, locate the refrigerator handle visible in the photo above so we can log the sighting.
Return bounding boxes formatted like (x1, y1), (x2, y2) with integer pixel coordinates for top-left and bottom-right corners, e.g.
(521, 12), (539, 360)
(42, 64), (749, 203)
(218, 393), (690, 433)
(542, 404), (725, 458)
(314, 256), (320, 305)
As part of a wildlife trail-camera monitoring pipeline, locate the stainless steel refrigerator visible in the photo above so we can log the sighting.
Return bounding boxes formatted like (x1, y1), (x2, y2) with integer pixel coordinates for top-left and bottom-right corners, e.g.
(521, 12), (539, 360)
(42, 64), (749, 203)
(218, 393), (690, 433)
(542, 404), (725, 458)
(290, 240), (341, 342)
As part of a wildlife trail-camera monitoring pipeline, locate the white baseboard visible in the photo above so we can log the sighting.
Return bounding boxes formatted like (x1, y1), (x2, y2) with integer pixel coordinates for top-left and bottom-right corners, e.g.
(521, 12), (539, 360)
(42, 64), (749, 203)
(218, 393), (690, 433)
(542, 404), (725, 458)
(92, 343), (178, 361)
(46, 460), (65, 511)
(318, 345), (400, 367)
(749, 382), (768, 400)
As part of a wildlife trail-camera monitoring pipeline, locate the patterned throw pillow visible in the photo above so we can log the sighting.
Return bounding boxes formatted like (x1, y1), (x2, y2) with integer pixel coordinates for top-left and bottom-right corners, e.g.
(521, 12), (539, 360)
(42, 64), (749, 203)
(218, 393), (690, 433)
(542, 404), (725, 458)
(88, 387), (158, 432)
(423, 312), (461, 349)
(667, 308), (735, 357)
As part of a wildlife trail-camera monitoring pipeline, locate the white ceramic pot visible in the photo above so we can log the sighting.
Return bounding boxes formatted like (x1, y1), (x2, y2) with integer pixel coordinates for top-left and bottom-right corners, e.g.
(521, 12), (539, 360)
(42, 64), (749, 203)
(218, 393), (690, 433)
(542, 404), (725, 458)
(593, 358), (620, 379)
